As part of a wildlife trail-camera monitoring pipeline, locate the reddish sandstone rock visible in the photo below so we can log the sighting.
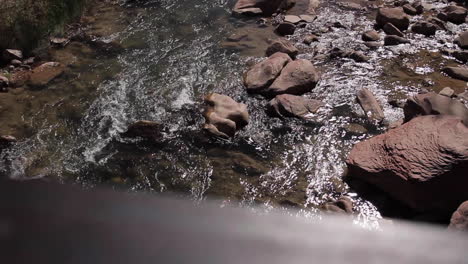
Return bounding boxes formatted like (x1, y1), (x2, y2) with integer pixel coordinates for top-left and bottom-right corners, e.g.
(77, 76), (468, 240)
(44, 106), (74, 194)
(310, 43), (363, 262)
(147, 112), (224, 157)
(346, 115), (468, 213)
(266, 59), (320, 96)
(265, 38), (298, 58)
(356, 88), (385, 122)
(244, 52), (292, 93)
(449, 201), (468, 232)
(376, 7), (410, 31)
(267, 94), (323, 119)
(203, 93), (249, 138)
(28, 62), (65, 88)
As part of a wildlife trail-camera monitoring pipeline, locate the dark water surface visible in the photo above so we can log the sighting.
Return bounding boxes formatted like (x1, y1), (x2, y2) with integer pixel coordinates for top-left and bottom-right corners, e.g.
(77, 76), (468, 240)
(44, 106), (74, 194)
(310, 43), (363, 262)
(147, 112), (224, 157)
(2, 0), (468, 227)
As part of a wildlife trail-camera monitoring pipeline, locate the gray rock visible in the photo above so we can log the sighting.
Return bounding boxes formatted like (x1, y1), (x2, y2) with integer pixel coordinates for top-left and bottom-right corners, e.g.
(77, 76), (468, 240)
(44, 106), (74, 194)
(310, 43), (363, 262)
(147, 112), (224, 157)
(303, 34), (319, 45)
(455, 31), (468, 49)
(356, 88), (385, 122)
(284, 15), (302, 24)
(362, 30), (380, 41)
(411, 21), (437, 36)
(442, 5), (467, 25)
(383, 23), (404, 37)
(402, 4), (417, 15)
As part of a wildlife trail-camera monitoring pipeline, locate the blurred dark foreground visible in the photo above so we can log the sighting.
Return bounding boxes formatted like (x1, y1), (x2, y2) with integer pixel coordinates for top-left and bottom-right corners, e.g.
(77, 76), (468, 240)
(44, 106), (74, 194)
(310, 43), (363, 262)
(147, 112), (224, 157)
(0, 180), (466, 264)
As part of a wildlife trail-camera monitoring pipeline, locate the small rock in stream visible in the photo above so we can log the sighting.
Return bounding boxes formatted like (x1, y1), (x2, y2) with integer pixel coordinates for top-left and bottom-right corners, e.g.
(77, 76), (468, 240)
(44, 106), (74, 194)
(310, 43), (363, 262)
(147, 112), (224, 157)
(0, 135), (17, 150)
(275, 22), (296, 36)
(455, 31), (468, 49)
(449, 201), (468, 232)
(411, 21), (437, 37)
(438, 5), (467, 25)
(362, 30), (380, 42)
(28, 62), (65, 88)
(402, 4), (417, 16)
(203, 93), (249, 138)
(356, 88), (385, 122)
(376, 7), (410, 31)
(303, 34), (319, 45)
(121, 120), (165, 142)
(266, 38), (298, 58)
(0, 75), (9, 90)
(267, 94), (323, 119)
(383, 23), (404, 37)
(244, 52), (292, 93)
(384, 35), (410, 46)
(442, 66), (468, 82)
(284, 15), (302, 24)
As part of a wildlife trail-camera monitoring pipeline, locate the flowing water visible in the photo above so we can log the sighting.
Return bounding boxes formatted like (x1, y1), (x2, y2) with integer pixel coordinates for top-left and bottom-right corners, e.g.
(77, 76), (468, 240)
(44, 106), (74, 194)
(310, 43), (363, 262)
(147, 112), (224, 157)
(1, 0), (468, 226)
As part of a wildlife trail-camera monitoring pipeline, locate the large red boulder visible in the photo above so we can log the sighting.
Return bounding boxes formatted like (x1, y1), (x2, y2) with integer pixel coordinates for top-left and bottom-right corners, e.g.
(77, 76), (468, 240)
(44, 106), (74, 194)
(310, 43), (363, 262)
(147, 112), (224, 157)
(244, 52), (292, 93)
(346, 115), (468, 213)
(266, 59), (320, 96)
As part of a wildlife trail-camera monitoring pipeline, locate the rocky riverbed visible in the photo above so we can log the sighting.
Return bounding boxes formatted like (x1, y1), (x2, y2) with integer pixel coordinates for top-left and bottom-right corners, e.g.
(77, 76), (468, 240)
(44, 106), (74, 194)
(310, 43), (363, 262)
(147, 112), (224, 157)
(1, 0), (468, 229)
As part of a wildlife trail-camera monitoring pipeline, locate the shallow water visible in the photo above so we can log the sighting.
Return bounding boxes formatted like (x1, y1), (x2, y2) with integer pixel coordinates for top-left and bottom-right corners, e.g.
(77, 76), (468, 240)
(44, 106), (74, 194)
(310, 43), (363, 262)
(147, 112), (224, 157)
(1, 0), (467, 226)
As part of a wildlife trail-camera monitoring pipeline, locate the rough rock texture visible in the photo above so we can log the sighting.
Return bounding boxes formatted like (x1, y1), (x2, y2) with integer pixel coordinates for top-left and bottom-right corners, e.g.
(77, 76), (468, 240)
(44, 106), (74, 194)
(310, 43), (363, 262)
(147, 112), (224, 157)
(267, 94), (323, 119)
(455, 31), (468, 49)
(440, 5), (467, 25)
(276, 22), (296, 36)
(362, 30), (380, 41)
(266, 59), (320, 96)
(403, 92), (468, 125)
(383, 23), (404, 37)
(28, 62), (65, 88)
(265, 38), (298, 58)
(203, 93), (249, 138)
(121, 120), (164, 142)
(449, 201), (468, 232)
(443, 66), (468, 81)
(284, 15), (302, 24)
(244, 52), (292, 93)
(346, 115), (468, 212)
(376, 8), (410, 31)
(303, 34), (319, 45)
(356, 88), (385, 122)
(411, 21), (437, 36)
(384, 35), (410, 45)
(232, 0), (290, 16)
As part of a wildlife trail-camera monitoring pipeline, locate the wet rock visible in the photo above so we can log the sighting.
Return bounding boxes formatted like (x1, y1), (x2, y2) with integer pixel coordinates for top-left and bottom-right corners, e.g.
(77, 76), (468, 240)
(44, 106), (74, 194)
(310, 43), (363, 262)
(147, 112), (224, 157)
(356, 88), (385, 122)
(439, 5), (467, 25)
(364, 41), (383, 49)
(329, 48), (369, 62)
(28, 62), (65, 88)
(299, 14), (316, 23)
(362, 30), (380, 41)
(0, 75), (9, 90)
(346, 115), (468, 213)
(345, 123), (368, 135)
(403, 92), (468, 125)
(411, 21), (437, 36)
(11, 59), (22, 66)
(121, 120), (164, 142)
(442, 66), (468, 81)
(267, 94), (323, 119)
(265, 38), (298, 58)
(323, 197), (354, 214)
(449, 201), (468, 232)
(439, 87), (455, 97)
(284, 15), (302, 24)
(427, 17), (446, 31)
(24, 57), (35, 65)
(244, 52), (292, 93)
(383, 23), (404, 37)
(412, 0), (424, 15)
(402, 4), (417, 16)
(442, 49), (468, 63)
(203, 93), (249, 138)
(232, 0), (292, 16)
(384, 35), (410, 46)
(275, 22), (296, 36)
(376, 7), (410, 31)
(455, 31), (468, 49)
(2, 49), (23, 62)
(303, 34), (319, 45)
(0, 135), (16, 150)
(388, 99), (405, 108)
(266, 59), (320, 96)
(50, 37), (70, 47)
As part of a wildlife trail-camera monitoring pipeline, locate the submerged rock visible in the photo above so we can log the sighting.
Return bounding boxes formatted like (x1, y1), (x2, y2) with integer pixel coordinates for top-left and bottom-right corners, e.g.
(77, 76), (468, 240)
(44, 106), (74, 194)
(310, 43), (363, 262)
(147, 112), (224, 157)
(438, 5), (467, 25)
(384, 35), (410, 46)
(455, 31), (468, 49)
(362, 30), (380, 42)
(442, 49), (468, 63)
(346, 115), (468, 213)
(265, 38), (298, 58)
(266, 59), (320, 96)
(267, 94), (323, 119)
(449, 201), (468, 232)
(0, 75), (9, 91)
(244, 52), (292, 93)
(376, 7), (410, 31)
(121, 120), (164, 142)
(28, 62), (65, 88)
(203, 93), (249, 138)
(356, 88), (385, 122)
(0, 135), (16, 150)
(303, 34), (319, 45)
(442, 66), (468, 81)
(403, 92), (468, 125)
(322, 197), (354, 214)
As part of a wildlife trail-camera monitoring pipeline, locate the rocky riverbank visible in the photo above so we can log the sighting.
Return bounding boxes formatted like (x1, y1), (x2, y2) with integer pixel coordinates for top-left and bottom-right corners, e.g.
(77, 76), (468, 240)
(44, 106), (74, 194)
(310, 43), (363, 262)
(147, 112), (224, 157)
(1, 0), (468, 229)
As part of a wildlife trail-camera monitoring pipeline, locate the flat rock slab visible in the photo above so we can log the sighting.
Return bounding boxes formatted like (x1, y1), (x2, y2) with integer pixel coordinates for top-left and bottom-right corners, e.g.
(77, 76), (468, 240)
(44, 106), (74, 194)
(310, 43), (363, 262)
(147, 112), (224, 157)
(244, 52), (292, 93)
(203, 93), (249, 138)
(346, 115), (468, 213)
(266, 59), (320, 96)
(267, 94), (324, 119)
(28, 62), (65, 88)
